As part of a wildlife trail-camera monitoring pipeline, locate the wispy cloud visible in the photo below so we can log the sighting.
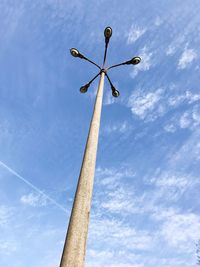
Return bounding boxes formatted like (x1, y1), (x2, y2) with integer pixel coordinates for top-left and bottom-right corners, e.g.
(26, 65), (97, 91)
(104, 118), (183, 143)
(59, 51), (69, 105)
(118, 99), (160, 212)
(0, 240), (17, 255)
(154, 17), (163, 26)
(89, 163), (200, 266)
(162, 104), (200, 133)
(168, 90), (200, 107)
(169, 129), (200, 167)
(103, 91), (116, 105)
(126, 85), (200, 130)
(0, 205), (13, 228)
(20, 192), (48, 207)
(178, 48), (197, 69)
(161, 212), (200, 250)
(179, 105), (200, 129)
(163, 123), (177, 133)
(127, 88), (164, 120)
(102, 121), (132, 135)
(127, 25), (146, 44)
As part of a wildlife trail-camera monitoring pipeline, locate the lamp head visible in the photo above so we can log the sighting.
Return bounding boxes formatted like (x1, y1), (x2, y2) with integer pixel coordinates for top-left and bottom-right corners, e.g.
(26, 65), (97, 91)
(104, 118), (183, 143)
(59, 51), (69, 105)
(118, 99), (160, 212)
(111, 85), (120, 97)
(70, 48), (79, 57)
(126, 56), (141, 65)
(112, 89), (120, 97)
(70, 48), (85, 59)
(104, 27), (112, 38)
(104, 26), (112, 44)
(80, 83), (90, 93)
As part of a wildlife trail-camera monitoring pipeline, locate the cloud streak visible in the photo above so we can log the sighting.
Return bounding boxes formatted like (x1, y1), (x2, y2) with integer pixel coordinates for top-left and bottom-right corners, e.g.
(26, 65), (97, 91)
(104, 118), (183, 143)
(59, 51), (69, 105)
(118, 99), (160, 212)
(178, 48), (197, 69)
(0, 160), (67, 213)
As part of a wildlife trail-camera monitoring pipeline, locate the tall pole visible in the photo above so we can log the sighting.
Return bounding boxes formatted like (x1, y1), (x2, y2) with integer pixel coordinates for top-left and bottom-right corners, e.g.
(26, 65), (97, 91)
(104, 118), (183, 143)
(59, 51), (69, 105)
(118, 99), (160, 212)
(60, 26), (141, 267)
(60, 72), (105, 267)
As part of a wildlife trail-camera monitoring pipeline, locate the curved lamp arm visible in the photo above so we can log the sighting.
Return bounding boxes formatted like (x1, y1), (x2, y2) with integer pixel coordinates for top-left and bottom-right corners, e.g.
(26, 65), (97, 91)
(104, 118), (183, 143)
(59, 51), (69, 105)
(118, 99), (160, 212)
(104, 72), (114, 88)
(107, 56), (141, 70)
(88, 71), (101, 85)
(83, 56), (101, 70)
(70, 48), (101, 70)
(80, 72), (101, 93)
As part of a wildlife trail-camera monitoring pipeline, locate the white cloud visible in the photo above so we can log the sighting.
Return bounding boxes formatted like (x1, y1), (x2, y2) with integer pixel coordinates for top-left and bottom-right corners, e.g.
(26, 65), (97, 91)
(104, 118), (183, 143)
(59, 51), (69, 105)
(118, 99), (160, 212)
(163, 103), (200, 133)
(179, 111), (191, 128)
(87, 248), (144, 267)
(94, 166), (149, 215)
(178, 48), (197, 69)
(166, 45), (177, 56)
(130, 47), (153, 78)
(126, 87), (200, 126)
(161, 212), (200, 250)
(168, 90), (200, 107)
(163, 123), (176, 133)
(102, 121), (132, 135)
(103, 91), (115, 105)
(20, 193), (48, 207)
(101, 186), (140, 214)
(179, 105), (200, 130)
(109, 264), (144, 267)
(0, 205), (13, 228)
(154, 17), (162, 26)
(153, 172), (198, 192)
(170, 129), (200, 166)
(96, 166), (135, 187)
(148, 170), (200, 203)
(90, 162), (199, 267)
(155, 174), (189, 188)
(128, 88), (163, 120)
(127, 25), (146, 44)
(0, 241), (17, 255)
(89, 216), (153, 251)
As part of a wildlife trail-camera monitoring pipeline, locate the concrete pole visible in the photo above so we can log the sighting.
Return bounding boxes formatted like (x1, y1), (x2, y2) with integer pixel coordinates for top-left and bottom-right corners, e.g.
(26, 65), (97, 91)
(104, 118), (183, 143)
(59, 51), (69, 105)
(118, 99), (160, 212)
(60, 72), (105, 267)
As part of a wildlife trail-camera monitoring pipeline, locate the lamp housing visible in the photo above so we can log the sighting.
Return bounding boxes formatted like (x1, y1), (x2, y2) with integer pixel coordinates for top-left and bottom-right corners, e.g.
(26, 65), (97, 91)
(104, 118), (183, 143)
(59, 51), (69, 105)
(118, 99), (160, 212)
(70, 48), (79, 57)
(111, 85), (120, 97)
(125, 56), (141, 65)
(104, 27), (112, 43)
(112, 89), (120, 97)
(80, 83), (90, 93)
(70, 48), (84, 59)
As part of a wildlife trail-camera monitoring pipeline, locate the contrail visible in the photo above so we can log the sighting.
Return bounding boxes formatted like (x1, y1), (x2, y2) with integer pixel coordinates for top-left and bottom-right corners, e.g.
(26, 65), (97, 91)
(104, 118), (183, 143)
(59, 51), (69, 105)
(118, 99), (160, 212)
(0, 160), (67, 213)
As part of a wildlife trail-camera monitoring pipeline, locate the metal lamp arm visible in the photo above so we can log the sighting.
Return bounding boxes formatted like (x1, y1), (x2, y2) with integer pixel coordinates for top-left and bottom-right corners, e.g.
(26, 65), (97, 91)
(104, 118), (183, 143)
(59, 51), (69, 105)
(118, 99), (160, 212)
(88, 72), (101, 85)
(103, 43), (108, 67)
(107, 61), (126, 70)
(105, 72), (114, 88)
(81, 55), (101, 70)
(107, 56), (141, 70)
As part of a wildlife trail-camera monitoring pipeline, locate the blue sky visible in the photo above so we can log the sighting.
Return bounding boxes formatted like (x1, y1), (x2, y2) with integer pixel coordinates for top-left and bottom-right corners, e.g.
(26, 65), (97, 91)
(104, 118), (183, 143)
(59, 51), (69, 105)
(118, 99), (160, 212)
(0, 0), (200, 266)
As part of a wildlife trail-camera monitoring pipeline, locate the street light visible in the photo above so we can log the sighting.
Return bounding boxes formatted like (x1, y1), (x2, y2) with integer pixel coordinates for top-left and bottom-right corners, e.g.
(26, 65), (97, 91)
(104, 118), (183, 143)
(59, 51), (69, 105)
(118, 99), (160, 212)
(80, 84), (89, 93)
(125, 56), (141, 65)
(60, 27), (141, 267)
(70, 48), (80, 57)
(104, 26), (112, 44)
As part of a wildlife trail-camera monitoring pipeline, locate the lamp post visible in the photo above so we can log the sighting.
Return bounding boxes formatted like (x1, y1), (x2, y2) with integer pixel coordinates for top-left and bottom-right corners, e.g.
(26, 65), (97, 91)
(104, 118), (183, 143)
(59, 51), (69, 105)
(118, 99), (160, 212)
(59, 27), (141, 267)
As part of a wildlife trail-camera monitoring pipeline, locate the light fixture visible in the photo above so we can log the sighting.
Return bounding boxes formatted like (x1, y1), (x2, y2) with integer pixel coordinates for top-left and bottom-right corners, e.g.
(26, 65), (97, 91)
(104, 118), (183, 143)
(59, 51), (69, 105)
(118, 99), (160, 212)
(80, 83), (90, 93)
(125, 56), (141, 65)
(70, 48), (79, 57)
(104, 26), (112, 44)
(61, 26), (142, 267)
(70, 48), (85, 59)
(111, 84), (120, 97)
(112, 89), (120, 97)
(104, 27), (112, 38)
(70, 27), (141, 99)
